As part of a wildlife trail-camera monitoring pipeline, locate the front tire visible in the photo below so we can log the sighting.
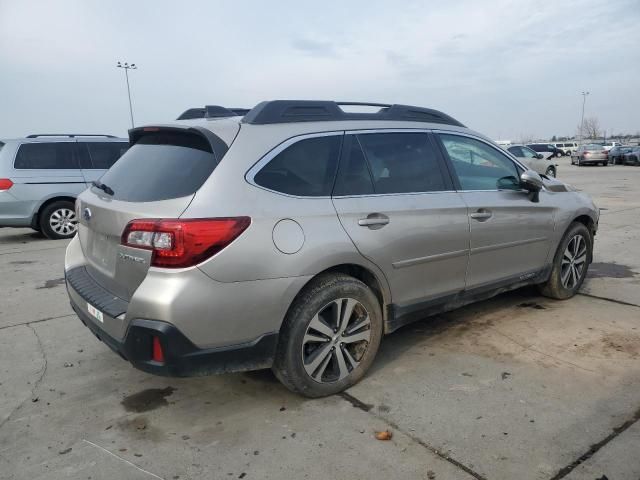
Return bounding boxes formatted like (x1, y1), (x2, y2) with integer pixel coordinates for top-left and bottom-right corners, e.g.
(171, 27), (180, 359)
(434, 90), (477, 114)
(545, 166), (556, 177)
(39, 200), (78, 240)
(273, 273), (383, 397)
(538, 222), (592, 300)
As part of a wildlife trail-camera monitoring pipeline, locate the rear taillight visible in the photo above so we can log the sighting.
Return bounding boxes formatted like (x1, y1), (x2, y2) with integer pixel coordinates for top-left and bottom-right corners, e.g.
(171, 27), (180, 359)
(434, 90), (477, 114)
(121, 217), (251, 268)
(0, 179), (13, 191)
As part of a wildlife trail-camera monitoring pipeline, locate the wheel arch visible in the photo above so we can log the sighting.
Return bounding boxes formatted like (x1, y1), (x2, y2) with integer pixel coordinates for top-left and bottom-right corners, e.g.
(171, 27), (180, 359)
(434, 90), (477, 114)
(279, 262), (391, 335)
(31, 195), (77, 229)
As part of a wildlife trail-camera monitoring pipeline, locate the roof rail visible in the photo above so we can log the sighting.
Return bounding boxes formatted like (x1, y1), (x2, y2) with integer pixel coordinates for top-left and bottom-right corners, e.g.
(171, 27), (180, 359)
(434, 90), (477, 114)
(176, 106), (249, 121)
(26, 134), (117, 138)
(241, 100), (465, 127)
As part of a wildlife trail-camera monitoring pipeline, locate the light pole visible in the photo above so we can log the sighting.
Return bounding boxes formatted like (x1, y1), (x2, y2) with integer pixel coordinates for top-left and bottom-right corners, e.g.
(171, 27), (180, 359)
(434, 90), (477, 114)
(579, 91), (589, 145)
(117, 61), (137, 128)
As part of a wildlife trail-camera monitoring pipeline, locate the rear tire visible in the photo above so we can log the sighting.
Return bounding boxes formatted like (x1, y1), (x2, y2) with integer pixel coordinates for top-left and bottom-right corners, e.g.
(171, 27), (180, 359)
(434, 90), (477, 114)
(272, 273), (383, 397)
(39, 200), (77, 240)
(538, 222), (592, 300)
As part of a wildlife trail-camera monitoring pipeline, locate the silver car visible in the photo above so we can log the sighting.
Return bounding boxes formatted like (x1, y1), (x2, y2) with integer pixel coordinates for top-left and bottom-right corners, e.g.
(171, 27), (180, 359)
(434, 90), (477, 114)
(506, 144), (558, 177)
(0, 134), (128, 239)
(64, 101), (599, 397)
(571, 144), (609, 166)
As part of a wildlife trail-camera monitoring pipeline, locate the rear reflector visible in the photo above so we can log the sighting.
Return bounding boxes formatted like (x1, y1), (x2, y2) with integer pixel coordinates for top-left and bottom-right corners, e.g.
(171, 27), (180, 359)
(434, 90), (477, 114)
(0, 178), (14, 191)
(152, 336), (165, 363)
(121, 217), (251, 268)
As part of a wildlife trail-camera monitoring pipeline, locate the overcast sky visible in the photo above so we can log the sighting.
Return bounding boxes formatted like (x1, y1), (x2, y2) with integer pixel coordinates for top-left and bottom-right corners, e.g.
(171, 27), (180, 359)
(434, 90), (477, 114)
(1, 0), (639, 141)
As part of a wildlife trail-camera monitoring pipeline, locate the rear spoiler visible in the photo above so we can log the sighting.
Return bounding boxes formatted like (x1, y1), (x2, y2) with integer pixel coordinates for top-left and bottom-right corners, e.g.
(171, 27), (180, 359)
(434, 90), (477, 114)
(128, 125), (230, 163)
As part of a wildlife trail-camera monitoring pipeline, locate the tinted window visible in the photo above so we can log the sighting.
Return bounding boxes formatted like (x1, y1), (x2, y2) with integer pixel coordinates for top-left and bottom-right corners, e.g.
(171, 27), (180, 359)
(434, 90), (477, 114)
(98, 131), (220, 202)
(14, 143), (78, 169)
(254, 135), (341, 196)
(333, 136), (374, 196)
(85, 142), (129, 169)
(520, 146), (538, 158)
(439, 134), (520, 191)
(357, 133), (446, 194)
(507, 146), (523, 157)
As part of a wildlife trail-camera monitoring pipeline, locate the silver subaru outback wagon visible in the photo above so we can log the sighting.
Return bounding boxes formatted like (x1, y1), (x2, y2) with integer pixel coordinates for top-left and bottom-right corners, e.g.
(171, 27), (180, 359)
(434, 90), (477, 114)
(0, 134), (128, 239)
(65, 101), (599, 397)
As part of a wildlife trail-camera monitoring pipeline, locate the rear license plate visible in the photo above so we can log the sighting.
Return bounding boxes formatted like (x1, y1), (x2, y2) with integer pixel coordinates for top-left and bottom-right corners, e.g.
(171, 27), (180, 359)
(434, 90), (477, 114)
(87, 303), (104, 323)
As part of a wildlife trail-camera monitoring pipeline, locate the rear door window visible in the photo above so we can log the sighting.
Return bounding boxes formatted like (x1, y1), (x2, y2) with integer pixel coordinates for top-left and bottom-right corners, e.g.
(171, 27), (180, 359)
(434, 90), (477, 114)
(333, 135), (374, 196)
(84, 142), (129, 169)
(14, 142), (78, 169)
(356, 132), (447, 194)
(254, 135), (342, 196)
(97, 131), (221, 202)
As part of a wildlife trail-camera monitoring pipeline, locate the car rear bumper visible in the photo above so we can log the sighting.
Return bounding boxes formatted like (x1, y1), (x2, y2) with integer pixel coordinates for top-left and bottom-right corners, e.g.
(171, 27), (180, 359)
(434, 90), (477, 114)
(66, 266), (279, 376)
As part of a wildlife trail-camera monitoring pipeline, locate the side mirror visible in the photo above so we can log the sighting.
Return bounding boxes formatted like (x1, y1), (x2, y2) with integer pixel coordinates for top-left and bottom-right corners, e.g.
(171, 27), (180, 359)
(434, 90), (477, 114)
(520, 170), (543, 202)
(536, 153), (544, 159)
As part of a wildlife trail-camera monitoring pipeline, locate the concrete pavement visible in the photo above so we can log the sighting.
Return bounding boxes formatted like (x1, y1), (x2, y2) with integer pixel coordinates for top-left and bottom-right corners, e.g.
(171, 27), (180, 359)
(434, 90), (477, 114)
(1, 161), (639, 480)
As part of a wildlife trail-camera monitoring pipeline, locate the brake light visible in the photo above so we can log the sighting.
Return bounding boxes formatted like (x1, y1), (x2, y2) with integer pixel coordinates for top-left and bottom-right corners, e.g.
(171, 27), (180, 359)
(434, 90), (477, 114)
(0, 179), (13, 191)
(121, 217), (251, 268)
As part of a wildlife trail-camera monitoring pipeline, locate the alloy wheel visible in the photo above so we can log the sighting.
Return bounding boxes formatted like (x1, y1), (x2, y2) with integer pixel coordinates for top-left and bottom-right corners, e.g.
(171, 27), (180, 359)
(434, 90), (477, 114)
(561, 234), (587, 289)
(49, 208), (78, 236)
(302, 298), (371, 383)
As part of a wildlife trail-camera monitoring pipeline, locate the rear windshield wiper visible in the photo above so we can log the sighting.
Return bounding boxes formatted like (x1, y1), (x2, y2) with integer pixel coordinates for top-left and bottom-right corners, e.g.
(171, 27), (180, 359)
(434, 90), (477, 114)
(91, 180), (114, 196)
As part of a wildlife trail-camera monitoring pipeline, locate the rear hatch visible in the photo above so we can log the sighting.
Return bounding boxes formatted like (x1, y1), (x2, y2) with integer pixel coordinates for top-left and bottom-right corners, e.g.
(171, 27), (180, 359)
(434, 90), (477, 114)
(76, 125), (237, 300)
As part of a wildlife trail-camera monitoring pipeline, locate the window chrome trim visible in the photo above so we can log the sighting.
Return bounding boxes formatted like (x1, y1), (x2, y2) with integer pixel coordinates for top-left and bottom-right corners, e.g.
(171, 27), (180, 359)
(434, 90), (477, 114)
(332, 190), (459, 199)
(344, 128), (432, 135)
(244, 130), (344, 199)
(245, 128), (438, 199)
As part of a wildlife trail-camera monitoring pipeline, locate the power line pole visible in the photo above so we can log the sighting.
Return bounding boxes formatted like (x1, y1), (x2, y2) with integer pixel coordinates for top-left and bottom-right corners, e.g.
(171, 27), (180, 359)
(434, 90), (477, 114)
(117, 61), (138, 128)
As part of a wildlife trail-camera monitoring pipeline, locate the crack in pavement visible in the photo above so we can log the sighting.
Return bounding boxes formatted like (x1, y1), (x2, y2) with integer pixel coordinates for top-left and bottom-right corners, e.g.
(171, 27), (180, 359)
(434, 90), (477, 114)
(489, 327), (597, 374)
(82, 439), (164, 479)
(548, 406), (640, 480)
(0, 324), (48, 432)
(578, 292), (640, 309)
(0, 314), (75, 331)
(339, 392), (489, 480)
(0, 246), (66, 256)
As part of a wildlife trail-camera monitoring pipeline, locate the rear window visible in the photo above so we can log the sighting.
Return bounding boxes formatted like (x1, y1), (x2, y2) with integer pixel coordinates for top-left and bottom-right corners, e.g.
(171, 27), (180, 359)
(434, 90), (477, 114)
(84, 142), (128, 169)
(14, 142), (78, 169)
(97, 131), (220, 202)
(254, 135), (341, 196)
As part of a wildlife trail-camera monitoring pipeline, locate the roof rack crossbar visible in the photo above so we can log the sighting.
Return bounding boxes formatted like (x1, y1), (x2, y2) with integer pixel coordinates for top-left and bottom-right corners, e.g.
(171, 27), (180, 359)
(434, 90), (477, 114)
(176, 106), (249, 120)
(26, 134), (117, 138)
(241, 100), (465, 127)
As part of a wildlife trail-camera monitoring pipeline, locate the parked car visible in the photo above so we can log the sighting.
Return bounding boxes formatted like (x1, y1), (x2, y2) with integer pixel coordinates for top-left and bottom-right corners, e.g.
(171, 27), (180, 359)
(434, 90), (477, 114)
(609, 146), (633, 165)
(506, 144), (558, 177)
(0, 134), (128, 239)
(571, 144), (609, 166)
(597, 141), (620, 152)
(65, 100), (599, 397)
(553, 142), (578, 156)
(527, 143), (562, 159)
(623, 146), (640, 165)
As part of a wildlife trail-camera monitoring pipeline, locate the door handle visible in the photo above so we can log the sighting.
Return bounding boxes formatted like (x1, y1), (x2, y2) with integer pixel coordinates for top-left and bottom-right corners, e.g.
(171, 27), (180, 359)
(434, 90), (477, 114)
(470, 209), (492, 221)
(358, 214), (389, 229)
